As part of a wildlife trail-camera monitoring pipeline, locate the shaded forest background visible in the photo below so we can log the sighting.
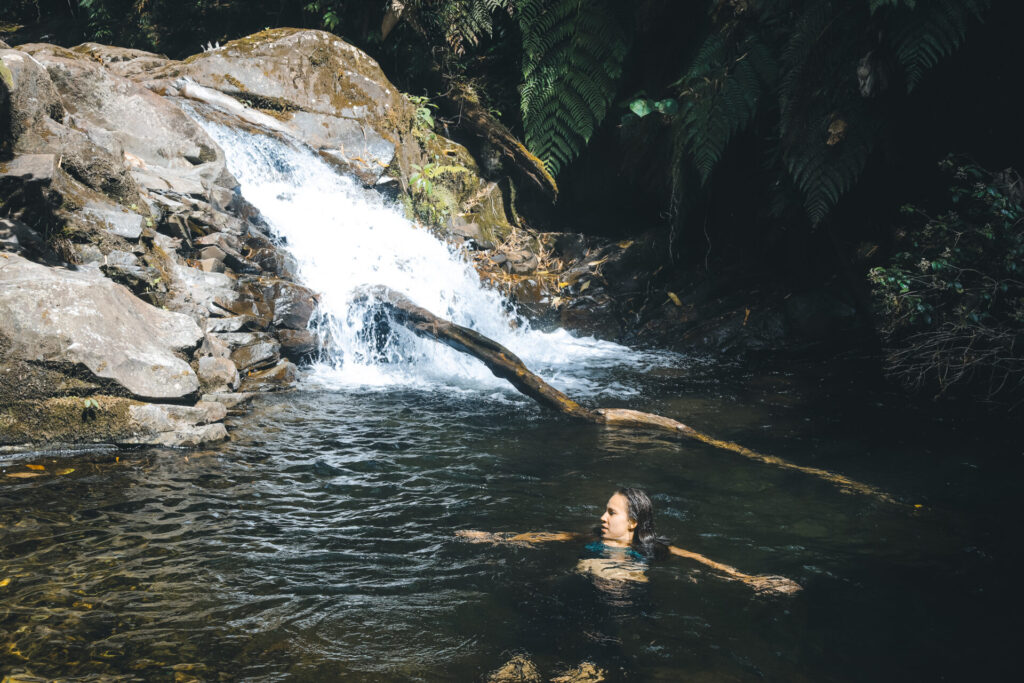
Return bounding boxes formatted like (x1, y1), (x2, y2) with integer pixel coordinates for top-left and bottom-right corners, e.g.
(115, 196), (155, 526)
(3, 0), (1022, 410)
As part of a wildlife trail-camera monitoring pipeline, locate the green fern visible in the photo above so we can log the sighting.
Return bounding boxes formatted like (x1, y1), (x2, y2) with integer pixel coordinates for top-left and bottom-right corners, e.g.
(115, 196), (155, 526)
(675, 30), (777, 184)
(867, 0), (915, 13)
(888, 0), (990, 91)
(519, 0), (631, 176)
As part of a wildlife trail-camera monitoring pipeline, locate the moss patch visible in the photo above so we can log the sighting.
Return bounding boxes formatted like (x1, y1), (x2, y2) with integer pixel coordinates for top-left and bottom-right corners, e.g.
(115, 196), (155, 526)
(0, 60), (14, 90)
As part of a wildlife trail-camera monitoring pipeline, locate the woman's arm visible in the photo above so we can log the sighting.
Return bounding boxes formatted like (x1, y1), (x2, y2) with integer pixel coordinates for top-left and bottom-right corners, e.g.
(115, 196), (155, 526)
(668, 544), (801, 595)
(456, 530), (582, 545)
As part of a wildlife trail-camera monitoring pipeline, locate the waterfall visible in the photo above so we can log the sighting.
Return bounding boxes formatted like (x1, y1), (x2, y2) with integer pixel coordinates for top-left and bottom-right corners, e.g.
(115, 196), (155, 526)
(195, 120), (669, 397)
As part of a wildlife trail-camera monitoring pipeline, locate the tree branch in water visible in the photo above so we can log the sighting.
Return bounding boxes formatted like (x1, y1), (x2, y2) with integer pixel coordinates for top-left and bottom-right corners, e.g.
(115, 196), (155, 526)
(359, 286), (898, 505)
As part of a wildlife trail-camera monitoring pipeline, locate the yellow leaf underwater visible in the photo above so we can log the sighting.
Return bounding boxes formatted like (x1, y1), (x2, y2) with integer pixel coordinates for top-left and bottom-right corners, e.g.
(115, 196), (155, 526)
(580, 280), (591, 292)
(667, 291), (682, 307)
(25, 464), (45, 471)
(6, 472), (44, 479)
(0, 577), (11, 587)
(57, 468), (75, 475)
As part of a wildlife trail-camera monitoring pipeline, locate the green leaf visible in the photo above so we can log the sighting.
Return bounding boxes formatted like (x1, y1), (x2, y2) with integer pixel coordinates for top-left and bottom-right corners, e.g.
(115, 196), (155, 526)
(654, 99), (679, 115)
(629, 98), (654, 118)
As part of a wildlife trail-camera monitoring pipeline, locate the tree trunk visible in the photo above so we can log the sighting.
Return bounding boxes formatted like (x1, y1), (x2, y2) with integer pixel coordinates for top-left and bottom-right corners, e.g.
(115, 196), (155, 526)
(438, 79), (559, 203)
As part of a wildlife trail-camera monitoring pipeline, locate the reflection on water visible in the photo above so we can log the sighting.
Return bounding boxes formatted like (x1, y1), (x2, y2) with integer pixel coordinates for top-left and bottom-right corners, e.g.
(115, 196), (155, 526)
(1, 361), (1020, 681)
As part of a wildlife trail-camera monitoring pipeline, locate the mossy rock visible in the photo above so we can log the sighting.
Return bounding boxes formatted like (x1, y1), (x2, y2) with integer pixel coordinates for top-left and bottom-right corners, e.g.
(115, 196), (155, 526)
(0, 396), (139, 446)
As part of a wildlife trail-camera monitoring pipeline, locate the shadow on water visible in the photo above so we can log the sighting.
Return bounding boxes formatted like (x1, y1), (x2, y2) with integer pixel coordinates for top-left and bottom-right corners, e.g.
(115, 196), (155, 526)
(1, 359), (1021, 681)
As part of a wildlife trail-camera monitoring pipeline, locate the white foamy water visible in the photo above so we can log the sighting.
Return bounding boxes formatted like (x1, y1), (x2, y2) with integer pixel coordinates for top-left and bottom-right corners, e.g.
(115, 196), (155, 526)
(195, 120), (674, 396)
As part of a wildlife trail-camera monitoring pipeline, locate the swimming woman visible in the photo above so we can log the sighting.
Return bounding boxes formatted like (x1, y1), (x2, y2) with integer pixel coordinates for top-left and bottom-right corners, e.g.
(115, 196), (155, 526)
(457, 487), (801, 595)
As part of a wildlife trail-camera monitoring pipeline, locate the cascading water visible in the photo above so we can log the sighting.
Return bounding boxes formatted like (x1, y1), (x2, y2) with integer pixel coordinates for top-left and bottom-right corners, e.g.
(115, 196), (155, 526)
(195, 117), (673, 397)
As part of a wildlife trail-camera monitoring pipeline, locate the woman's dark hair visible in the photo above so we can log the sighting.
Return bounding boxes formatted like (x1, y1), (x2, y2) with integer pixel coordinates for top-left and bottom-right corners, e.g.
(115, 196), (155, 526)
(617, 487), (669, 560)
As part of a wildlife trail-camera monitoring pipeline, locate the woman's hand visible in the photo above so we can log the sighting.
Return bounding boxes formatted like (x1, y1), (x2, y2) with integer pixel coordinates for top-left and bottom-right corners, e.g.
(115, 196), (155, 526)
(455, 530), (507, 544)
(741, 574), (803, 596)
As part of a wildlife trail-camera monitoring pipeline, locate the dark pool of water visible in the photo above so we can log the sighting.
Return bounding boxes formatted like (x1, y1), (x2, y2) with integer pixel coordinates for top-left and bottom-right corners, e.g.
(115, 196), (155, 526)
(1, 359), (1020, 681)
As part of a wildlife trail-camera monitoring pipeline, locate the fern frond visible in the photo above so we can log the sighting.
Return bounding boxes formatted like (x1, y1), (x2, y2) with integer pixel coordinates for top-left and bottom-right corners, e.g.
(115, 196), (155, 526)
(868, 0), (915, 13)
(519, 0), (631, 176)
(889, 0), (990, 91)
(782, 102), (878, 225)
(675, 31), (777, 184)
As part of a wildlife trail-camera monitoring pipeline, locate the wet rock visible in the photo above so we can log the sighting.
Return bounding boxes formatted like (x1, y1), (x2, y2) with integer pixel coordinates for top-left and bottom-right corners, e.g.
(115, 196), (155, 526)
(196, 257), (225, 273)
(269, 280), (317, 330)
(171, 266), (238, 318)
(197, 355), (240, 393)
(231, 340), (281, 372)
(125, 401), (228, 447)
(240, 358), (298, 391)
(206, 315), (264, 333)
(0, 253), (202, 400)
(212, 295), (272, 326)
(198, 245), (226, 262)
(278, 328), (317, 361)
(247, 246), (298, 279)
(200, 391), (256, 409)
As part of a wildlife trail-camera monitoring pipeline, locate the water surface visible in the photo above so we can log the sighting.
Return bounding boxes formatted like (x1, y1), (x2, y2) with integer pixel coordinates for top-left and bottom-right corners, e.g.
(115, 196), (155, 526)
(2, 359), (1018, 681)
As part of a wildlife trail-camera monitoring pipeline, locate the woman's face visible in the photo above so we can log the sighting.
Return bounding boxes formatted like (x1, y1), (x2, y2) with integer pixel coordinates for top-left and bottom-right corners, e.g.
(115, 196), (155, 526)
(600, 493), (636, 547)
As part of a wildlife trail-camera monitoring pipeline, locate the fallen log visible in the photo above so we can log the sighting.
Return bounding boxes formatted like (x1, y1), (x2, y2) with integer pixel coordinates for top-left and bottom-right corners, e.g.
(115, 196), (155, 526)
(361, 286), (897, 504)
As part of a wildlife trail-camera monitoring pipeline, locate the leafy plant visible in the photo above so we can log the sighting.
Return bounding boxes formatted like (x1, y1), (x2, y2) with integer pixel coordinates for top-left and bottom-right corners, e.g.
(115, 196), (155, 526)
(405, 93), (439, 131)
(869, 158), (1024, 401)
(517, 0), (631, 176)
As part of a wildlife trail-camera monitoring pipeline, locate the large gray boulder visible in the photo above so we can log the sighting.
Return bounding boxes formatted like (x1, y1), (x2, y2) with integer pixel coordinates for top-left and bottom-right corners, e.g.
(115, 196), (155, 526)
(142, 29), (409, 186)
(0, 253), (202, 400)
(15, 43), (235, 200)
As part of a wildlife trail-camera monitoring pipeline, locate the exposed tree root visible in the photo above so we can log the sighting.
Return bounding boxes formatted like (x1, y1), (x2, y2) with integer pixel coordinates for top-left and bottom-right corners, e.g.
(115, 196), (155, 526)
(360, 285), (898, 505)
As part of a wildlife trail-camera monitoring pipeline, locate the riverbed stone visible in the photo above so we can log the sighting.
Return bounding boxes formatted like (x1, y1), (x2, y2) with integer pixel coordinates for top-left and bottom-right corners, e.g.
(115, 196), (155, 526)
(0, 253), (202, 400)
(269, 280), (317, 330)
(240, 358), (298, 391)
(201, 391), (257, 409)
(278, 328), (317, 361)
(197, 355), (240, 393)
(231, 340), (281, 372)
(125, 401), (228, 447)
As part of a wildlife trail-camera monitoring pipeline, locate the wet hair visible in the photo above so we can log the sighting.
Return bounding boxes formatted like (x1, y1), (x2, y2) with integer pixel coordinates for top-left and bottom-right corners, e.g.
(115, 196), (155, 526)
(616, 487), (669, 560)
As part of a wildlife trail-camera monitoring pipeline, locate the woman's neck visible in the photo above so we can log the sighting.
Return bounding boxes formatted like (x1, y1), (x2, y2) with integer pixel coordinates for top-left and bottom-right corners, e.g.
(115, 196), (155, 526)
(601, 536), (634, 548)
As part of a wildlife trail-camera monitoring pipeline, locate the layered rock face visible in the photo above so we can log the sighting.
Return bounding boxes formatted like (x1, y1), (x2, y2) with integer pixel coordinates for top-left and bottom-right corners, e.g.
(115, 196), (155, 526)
(1, 28), (510, 449)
